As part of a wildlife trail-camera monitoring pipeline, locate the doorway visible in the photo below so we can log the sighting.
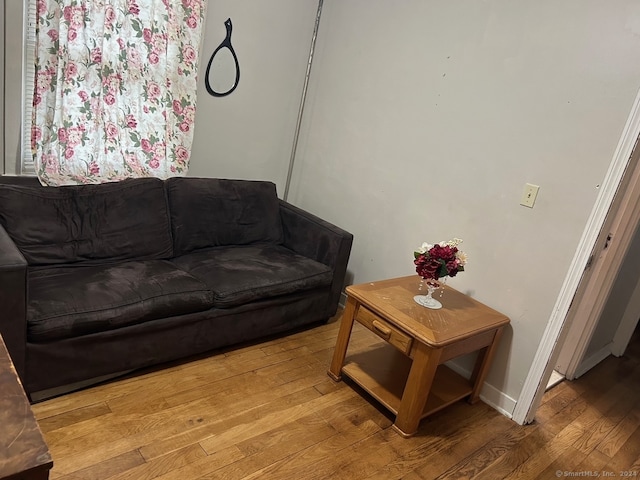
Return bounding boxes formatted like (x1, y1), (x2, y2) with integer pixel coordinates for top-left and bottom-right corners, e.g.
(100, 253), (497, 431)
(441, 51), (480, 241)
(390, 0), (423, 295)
(556, 222), (640, 380)
(512, 87), (640, 425)
(546, 225), (640, 393)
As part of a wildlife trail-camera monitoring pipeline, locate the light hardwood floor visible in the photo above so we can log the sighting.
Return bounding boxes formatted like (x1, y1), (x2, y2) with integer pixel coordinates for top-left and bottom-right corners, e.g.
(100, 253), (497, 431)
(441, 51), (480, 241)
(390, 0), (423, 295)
(31, 312), (640, 480)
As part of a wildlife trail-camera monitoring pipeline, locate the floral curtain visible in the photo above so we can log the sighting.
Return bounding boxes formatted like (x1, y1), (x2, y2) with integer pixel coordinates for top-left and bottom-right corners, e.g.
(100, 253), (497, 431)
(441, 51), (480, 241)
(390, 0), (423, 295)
(31, 0), (205, 186)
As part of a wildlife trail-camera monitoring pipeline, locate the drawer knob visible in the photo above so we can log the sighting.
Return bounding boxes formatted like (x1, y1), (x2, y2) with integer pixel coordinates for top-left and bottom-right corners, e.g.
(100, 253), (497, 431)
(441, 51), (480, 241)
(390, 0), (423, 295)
(372, 320), (392, 339)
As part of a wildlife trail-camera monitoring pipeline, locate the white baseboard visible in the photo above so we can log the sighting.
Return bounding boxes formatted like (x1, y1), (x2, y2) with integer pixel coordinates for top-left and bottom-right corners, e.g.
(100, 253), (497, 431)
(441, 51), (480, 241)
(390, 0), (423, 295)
(339, 291), (348, 308)
(546, 370), (565, 390)
(573, 343), (612, 379)
(446, 361), (517, 419)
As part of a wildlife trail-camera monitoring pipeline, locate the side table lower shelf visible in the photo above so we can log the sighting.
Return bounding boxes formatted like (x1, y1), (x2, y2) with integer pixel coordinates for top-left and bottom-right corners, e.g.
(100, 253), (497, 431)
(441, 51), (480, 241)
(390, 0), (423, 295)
(341, 343), (473, 419)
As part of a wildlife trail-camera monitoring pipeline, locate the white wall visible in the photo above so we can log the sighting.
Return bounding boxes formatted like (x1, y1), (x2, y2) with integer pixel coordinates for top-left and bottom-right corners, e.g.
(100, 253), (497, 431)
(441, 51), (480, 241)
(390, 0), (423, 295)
(188, 0), (319, 194)
(288, 0), (640, 413)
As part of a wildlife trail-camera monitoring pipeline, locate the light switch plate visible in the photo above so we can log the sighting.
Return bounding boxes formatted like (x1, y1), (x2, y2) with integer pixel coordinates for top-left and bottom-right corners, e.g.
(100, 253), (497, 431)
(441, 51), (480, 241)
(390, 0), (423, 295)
(520, 183), (539, 208)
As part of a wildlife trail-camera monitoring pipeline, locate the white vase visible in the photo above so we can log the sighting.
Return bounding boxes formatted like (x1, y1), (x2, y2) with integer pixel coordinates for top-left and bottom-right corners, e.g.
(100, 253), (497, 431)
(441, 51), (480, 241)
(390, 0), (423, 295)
(413, 280), (442, 309)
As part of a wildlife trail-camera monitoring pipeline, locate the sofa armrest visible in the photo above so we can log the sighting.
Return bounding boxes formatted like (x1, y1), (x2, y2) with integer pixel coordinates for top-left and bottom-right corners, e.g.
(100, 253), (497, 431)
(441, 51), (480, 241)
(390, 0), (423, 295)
(279, 200), (353, 317)
(0, 224), (28, 383)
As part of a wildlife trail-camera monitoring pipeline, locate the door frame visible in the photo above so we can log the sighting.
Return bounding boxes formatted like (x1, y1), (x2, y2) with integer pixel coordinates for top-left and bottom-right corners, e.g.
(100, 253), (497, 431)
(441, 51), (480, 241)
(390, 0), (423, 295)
(512, 87), (640, 425)
(556, 141), (640, 380)
(554, 139), (640, 380)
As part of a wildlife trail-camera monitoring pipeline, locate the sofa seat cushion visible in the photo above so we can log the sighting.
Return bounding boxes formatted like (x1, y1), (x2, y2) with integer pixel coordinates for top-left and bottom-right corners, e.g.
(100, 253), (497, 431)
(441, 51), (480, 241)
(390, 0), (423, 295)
(27, 260), (214, 342)
(170, 245), (333, 308)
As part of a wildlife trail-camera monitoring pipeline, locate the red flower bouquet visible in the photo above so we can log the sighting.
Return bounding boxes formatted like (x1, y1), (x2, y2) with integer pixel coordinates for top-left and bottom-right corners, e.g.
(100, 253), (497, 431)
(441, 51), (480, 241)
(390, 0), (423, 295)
(414, 238), (467, 286)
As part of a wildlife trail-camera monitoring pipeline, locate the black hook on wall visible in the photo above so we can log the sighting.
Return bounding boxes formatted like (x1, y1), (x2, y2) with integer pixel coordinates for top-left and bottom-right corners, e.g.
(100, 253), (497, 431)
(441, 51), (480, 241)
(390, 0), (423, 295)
(205, 18), (240, 97)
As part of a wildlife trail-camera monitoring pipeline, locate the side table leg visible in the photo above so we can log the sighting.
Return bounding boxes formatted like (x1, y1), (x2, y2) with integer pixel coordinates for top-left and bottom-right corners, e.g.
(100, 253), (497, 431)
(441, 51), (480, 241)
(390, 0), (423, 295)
(468, 326), (504, 404)
(328, 297), (358, 381)
(393, 342), (442, 437)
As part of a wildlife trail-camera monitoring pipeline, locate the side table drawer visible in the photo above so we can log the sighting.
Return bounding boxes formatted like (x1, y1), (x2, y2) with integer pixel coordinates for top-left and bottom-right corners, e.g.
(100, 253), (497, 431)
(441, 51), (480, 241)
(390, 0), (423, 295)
(356, 306), (413, 355)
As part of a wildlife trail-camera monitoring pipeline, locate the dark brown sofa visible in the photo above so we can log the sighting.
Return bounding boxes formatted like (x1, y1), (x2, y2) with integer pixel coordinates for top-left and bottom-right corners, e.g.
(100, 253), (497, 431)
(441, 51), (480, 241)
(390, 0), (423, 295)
(0, 176), (352, 397)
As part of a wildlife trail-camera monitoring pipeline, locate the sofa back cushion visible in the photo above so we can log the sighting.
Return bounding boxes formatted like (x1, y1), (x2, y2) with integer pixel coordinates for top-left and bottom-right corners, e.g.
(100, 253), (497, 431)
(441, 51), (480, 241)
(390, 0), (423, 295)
(0, 178), (173, 265)
(166, 177), (283, 255)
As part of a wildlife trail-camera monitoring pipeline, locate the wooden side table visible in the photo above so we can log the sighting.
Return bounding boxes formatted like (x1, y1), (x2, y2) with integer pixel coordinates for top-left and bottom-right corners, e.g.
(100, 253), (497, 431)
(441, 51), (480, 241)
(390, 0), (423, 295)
(0, 335), (53, 480)
(328, 276), (510, 437)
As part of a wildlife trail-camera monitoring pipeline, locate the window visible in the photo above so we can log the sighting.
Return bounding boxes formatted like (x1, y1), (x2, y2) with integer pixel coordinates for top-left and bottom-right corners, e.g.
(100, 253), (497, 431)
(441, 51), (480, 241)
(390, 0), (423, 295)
(22, 0), (36, 175)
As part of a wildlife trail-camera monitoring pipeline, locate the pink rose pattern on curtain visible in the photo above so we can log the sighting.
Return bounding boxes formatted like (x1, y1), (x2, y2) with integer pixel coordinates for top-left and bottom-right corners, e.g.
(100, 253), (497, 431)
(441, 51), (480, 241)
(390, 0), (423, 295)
(32, 0), (205, 186)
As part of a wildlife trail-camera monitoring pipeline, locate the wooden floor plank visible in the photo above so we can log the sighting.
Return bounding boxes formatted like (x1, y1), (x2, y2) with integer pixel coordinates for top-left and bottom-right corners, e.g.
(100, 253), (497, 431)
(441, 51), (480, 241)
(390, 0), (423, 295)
(362, 402), (504, 480)
(30, 313), (640, 479)
(596, 399), (640, 458)
(229, 408), (386, 480)
(147, 445), (246, 480)
(38, 402), (113, 434)
(604, 423), (640, 473)
(531, 443), (587, 480)
(141, 384), (328, 460)
(203, 413), (339, 480)
(406, 408), (515, 480)
(107, 444), (207, 480)
(431, 423), (532, 480)
(570, 449), (613, 478)
(571, 386), (639, 455)
(49, 450), (144, 480)
(469, 426), (556, 480)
